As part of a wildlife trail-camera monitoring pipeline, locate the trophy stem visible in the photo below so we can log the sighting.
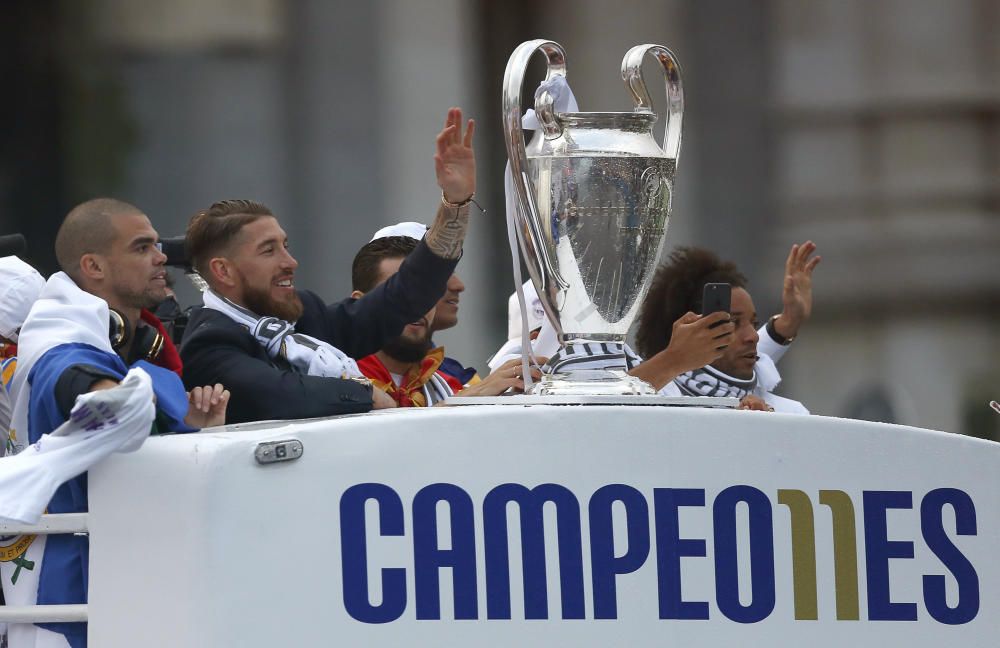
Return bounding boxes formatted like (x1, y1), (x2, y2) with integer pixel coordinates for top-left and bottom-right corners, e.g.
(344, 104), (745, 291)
(532, 339), (658, 396)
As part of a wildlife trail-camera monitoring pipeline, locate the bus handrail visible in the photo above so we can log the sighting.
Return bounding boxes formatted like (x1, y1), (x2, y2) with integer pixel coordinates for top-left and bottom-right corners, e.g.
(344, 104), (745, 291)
(0, 514), (89, 625)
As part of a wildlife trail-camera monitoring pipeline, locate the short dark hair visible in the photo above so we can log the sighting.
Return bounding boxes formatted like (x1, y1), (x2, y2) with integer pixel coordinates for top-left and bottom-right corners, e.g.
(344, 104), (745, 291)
(55, 198), (142, 280)
(351, 236), (418, 293)
(186, 200), (273, 276)
(635, 246), (748, 359)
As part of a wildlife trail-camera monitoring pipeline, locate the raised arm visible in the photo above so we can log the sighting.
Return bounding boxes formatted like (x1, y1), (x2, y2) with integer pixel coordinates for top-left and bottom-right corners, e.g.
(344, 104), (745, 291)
(760, 240), (821, 362)
(425, 107), (477, 259)
(303, 107), (478, 358)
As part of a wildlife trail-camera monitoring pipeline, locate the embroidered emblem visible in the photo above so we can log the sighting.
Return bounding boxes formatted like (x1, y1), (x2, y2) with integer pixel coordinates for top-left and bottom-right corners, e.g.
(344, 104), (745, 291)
(0, 534), (37, 584)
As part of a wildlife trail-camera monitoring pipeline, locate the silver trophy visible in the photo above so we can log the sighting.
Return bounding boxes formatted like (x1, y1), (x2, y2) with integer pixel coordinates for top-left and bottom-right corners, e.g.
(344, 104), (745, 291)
(503, 40), (684, 395)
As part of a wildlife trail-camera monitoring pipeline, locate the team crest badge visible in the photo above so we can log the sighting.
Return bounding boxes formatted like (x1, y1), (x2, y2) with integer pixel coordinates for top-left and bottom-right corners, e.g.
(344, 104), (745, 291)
(1, 427), (34, 584)
(0, 534), (37, 584)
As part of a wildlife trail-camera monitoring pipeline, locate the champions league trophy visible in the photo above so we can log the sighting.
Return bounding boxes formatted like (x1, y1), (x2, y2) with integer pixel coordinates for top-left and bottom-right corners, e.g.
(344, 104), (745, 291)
(503, 40), (683, 395)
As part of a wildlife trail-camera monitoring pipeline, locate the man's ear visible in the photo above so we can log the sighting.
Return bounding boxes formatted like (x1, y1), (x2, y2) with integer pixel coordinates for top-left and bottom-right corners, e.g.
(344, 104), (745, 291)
(208, 257), (237, 288)
(79, 254), (104, 281)
(350, 290), (365, 300)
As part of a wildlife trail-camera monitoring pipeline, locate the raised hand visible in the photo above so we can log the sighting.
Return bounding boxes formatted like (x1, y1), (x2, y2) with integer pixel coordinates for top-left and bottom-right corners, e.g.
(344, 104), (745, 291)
(774, 240), (821, 340)
(185, 383), (230, 429)
(426, 107), (477, 260)
(434, 107), (476, 203)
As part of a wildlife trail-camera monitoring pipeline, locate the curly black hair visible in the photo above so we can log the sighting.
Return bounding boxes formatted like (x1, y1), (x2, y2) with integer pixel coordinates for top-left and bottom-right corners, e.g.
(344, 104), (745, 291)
(634, 246), (748, 359)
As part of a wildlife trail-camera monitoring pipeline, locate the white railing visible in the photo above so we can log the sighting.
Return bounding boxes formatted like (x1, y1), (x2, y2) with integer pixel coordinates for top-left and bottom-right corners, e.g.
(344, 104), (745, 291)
(0, 604), (87, 623)
(0, 514), (89, 623)
(0, 513), (88, 536)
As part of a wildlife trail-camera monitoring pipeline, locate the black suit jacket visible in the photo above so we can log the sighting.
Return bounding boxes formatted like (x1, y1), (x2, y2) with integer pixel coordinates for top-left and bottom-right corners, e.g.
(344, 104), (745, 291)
(180, 239), (457, 423)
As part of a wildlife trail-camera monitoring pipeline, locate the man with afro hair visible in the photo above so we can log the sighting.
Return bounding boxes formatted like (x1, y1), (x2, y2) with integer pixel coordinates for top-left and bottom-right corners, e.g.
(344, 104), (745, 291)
(635, 242), (821, 412)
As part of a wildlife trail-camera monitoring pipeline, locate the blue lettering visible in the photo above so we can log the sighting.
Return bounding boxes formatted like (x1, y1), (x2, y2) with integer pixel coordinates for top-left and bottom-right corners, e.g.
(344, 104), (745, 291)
(413, 484), (478, 620)
(863, 491), (917, 620)
(713, 485), (775, 623)
(589, 484), (650, 619)
(340, 483), (407, 623)
(653, 488), (709, 620)
(483, 483), (585, 620)
(337, 481), (981, 627)
(921, 488), (979, 624)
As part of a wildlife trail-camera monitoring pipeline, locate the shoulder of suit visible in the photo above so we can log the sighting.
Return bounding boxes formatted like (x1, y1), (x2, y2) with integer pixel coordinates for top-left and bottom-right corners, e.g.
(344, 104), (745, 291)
(181, 308), (253, 348)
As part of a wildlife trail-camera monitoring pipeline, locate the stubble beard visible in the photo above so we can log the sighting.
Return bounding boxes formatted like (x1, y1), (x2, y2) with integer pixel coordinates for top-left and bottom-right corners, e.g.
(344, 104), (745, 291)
(711, 349), (756, 380)
(116, 281), (168, 312)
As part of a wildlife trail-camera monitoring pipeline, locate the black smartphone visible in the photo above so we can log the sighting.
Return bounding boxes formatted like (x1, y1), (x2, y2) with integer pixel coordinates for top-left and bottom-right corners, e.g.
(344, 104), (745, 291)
(701, 282), (731, 319)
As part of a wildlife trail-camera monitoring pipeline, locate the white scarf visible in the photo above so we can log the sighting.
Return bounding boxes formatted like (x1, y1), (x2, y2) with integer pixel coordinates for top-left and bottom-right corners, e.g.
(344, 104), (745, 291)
(202, 290), (363, 379)
(0, 367), (155, 524)
(673, 365), (757, 399)
(422, 373), (457, 407)
(672, 353), (781, 400)
(8, 272), (115, 457)
(543, 341), (643, 375)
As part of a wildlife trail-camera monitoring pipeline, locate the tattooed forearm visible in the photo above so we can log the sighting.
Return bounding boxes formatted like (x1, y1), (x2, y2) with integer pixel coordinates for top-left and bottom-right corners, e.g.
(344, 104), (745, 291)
(425, 201), (470, 259)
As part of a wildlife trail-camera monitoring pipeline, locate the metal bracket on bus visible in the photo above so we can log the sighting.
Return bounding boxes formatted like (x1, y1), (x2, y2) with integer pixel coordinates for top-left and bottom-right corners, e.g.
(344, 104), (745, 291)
(254, 439), (303, 465)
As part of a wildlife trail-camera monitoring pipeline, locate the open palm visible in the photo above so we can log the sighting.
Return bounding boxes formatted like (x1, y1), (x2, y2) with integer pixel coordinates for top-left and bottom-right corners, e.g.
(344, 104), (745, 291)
(435, 107), (476, 202)
(776, 240), (822, 340)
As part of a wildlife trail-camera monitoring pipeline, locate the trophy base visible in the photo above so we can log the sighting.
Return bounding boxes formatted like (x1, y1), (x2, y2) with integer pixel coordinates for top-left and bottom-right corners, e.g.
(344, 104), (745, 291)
(527, 369), (657, 396)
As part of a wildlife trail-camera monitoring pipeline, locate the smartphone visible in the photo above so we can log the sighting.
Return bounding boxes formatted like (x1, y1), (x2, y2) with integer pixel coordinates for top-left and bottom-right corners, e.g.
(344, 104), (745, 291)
(701, 282), (731, 319)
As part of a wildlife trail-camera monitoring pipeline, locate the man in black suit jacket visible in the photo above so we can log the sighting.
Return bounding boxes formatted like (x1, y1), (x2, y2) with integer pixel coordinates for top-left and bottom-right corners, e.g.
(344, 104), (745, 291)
(180, 107), (478, 423)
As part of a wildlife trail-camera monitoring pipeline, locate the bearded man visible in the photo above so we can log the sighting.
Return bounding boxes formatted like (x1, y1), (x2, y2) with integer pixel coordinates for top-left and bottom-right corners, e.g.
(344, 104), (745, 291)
(351, 236), (537, 405)
(365, 221), (478, 387)
(180, 107), (483, 421)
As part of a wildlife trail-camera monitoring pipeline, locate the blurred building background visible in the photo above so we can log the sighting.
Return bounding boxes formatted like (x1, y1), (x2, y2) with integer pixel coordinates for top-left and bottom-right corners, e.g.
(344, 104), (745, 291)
(1, 0), (997, 437)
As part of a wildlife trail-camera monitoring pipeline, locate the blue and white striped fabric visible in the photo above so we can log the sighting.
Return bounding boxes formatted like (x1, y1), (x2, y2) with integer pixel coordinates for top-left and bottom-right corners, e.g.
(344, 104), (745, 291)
(543, 341), (643, 375)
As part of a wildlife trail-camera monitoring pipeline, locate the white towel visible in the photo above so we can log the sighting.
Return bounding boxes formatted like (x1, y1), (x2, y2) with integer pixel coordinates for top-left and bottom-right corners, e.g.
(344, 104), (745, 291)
(7, 272), (118, 458)
(0, 368), (155, 525)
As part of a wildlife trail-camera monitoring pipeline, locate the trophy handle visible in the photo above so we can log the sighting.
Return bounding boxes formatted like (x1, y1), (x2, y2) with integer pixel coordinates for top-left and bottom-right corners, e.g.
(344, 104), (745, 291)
(621, 44), (684, 161)
(502, 40), (571, 317)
